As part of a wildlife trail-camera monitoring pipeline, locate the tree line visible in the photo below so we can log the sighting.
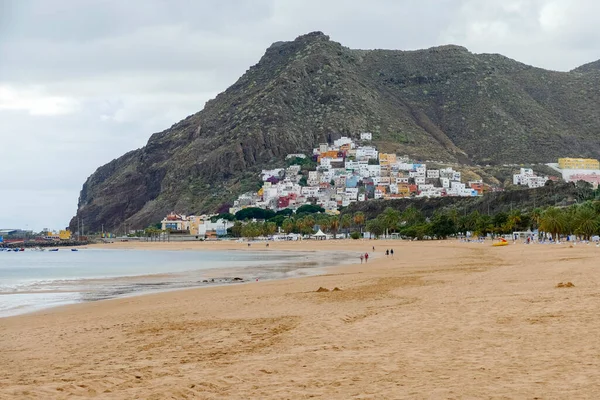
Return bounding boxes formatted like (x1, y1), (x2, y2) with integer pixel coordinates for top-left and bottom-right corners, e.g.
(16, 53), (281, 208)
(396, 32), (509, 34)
(228, 200), (600, 241)
(360, 201), (600, 240)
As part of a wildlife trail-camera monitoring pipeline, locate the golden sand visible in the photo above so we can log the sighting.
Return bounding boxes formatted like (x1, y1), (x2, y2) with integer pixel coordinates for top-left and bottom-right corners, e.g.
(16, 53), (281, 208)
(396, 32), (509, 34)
(1, 240), (600, 399)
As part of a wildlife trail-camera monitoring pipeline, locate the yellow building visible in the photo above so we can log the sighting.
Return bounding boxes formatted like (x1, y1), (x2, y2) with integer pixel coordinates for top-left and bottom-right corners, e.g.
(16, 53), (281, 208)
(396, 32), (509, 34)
(378, 153), (397, 166)
(558, 158), (600, 170)
(59, 230), (71, 240)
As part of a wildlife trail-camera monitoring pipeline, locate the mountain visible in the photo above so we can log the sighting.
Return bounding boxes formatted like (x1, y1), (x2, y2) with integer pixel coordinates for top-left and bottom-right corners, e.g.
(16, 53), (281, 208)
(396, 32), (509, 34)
(70, 32), (600, 232)
(572, 59), (600, 74)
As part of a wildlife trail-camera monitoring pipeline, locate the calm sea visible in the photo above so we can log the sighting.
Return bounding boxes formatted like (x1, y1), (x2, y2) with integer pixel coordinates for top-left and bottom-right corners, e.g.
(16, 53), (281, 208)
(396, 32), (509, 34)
(0, 248), (343, 317)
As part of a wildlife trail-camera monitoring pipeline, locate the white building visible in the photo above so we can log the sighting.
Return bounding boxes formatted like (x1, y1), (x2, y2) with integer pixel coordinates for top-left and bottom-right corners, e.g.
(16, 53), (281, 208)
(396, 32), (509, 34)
(307, 171), (320, 186)
(285, 153), (306, 159)
(345, 187), (359, 199)
(261, 168), (284, 181)
(513, 168), (548, 188)
(446, 181), (477, 197)
(395, 162), (415, 171)
(409, 170), (425, 178)
(367, 165), (382, 177)
(345, 160), (362, 170)
(426, 169), (440, 179)
(302, 186), (320, 197)
(356, 146), (379, 160)
(333, 136), (354, 148)
(320, 157), (332, 167)
(360, 132), (372, 141)
(513, 168), (534, 185)
(527, 176), (548, 188)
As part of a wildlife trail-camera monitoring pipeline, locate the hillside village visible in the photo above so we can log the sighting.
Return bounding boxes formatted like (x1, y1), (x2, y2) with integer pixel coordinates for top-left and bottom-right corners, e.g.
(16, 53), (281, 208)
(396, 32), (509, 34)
(229, 133), (494, 215)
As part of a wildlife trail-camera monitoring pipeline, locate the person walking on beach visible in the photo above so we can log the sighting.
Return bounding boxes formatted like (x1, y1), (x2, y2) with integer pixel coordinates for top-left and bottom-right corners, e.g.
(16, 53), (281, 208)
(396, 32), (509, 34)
(359, 254), (364, 263)
(390, 249), (394, 258)
(364, 253), (369, 263)
(386, 249), (389, 257)
(372, 246), (375, 252)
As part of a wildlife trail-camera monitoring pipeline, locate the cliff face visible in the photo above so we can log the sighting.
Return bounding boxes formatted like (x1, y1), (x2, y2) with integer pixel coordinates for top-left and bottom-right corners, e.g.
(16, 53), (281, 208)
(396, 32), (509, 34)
(70, 32), (600, 232)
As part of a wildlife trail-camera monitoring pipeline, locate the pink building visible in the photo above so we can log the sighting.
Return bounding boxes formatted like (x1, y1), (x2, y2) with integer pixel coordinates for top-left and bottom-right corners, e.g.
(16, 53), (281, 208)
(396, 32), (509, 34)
(569, 173), (600, 188)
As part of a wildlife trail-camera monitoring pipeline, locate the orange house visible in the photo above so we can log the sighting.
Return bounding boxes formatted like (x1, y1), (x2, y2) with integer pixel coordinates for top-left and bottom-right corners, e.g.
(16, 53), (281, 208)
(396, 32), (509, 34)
(469, 182), (485, 195)
(397, 184), (411, 196)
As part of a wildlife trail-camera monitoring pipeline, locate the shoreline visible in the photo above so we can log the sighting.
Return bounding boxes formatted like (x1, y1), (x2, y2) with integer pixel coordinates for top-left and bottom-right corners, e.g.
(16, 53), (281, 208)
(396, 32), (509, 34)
(3, 240), (599, 398)
(0, 245), (362, 319)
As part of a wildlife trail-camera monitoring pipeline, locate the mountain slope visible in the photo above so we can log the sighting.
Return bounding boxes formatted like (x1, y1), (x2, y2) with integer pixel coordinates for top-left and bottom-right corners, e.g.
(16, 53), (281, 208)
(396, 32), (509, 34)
(572, 59), (600, 73)
(70, 32), (600, 232)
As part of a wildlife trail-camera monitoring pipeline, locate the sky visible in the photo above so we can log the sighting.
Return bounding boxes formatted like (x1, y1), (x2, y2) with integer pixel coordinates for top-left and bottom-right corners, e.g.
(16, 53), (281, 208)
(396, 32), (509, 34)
(1, 0), (599, 232)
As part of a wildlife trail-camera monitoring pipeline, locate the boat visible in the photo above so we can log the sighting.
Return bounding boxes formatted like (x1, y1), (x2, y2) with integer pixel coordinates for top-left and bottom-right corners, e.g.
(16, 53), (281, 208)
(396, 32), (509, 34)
(492, 238), (509, 247)
(71, 248), (79, 252)
(49, 248), (59, 252)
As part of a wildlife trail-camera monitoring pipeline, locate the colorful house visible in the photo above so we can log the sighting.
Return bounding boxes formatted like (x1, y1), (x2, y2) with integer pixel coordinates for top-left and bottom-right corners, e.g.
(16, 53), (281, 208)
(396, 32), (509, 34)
(378, 153), (397, 166)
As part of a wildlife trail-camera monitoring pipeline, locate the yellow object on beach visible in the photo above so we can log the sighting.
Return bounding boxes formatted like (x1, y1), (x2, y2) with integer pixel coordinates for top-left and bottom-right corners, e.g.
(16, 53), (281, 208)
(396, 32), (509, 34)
(492, 240), (509, 247)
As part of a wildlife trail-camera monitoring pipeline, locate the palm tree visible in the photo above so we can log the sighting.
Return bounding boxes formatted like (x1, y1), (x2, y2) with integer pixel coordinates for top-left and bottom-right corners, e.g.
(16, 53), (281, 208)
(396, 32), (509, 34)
(263, 221), (277, 237)
(366, 218), (385, 239)
(353, 212), (365, 233)
(401, 206), (424, 226)
(329, 217), (340, 239)
(539, 207), (567, 241)
(299, 215), (316, 235)
(282, 217), (295, 234)
(503, 210), (522, 234)
(380, 207), (400, 237)
(530, 208), (543, 231)
(447, 208), (459, 226)
(475, 214), (493, 237)
(340, 214), (353, 237)
(573, 206), (599, 240)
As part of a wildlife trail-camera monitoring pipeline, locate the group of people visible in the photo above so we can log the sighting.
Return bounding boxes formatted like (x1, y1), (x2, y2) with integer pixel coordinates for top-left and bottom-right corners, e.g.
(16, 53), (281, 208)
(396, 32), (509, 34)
(358, 247), (395, 263)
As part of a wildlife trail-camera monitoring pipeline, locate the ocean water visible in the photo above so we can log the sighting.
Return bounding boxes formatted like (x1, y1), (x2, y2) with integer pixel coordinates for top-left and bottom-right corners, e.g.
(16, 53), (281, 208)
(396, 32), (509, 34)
(0, 248), (342, 317)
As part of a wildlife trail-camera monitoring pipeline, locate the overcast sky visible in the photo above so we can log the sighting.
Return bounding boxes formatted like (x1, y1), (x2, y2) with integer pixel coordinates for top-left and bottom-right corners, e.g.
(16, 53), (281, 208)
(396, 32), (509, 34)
(1, 0), (598, 231)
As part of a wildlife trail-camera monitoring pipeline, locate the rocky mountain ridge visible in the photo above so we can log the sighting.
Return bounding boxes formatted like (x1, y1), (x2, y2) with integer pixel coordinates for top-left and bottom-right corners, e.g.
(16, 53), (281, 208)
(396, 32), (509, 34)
(70, 32), (600, 232)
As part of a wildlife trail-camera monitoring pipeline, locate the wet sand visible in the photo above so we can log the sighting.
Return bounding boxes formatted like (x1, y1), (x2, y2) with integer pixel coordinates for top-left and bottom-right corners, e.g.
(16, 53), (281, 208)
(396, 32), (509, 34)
(1, 240), (600, 399)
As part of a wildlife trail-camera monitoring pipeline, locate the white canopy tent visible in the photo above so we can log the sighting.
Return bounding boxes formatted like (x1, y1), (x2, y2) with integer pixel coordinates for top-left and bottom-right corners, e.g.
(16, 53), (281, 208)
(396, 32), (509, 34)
(312, 229), (327, 240)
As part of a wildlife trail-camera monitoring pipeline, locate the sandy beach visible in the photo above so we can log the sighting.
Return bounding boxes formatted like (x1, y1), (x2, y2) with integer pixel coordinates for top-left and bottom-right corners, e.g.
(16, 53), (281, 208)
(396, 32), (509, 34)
(1, 239), (600, 399)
